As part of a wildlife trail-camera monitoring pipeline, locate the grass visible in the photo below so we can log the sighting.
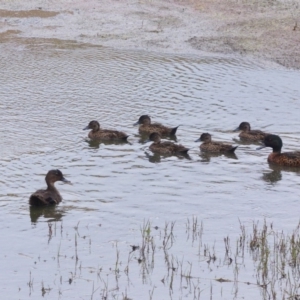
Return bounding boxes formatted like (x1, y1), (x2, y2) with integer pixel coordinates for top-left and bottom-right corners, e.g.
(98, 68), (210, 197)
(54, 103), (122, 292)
(25, 218), (300, 299)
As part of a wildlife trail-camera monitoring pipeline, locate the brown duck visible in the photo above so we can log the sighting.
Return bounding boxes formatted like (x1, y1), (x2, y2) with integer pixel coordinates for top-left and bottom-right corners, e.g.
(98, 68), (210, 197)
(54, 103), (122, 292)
(84, 120), (129, 141)
(195, 133), (238, 153)
(134, 115), (179, 136)
(145, 132), (189, 155)
(29, 170), (70, 206)
(234, 122), (269, 142)
(257, 134), (300, 167)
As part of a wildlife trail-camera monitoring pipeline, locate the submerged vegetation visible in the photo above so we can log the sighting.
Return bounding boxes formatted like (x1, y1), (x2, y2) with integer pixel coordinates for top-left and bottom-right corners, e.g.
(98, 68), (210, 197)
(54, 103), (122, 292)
(26, 218), (300, 299)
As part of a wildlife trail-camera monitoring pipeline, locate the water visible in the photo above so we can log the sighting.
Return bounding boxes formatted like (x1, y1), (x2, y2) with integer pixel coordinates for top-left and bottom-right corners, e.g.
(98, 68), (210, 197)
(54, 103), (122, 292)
(1, 42), (300, 299)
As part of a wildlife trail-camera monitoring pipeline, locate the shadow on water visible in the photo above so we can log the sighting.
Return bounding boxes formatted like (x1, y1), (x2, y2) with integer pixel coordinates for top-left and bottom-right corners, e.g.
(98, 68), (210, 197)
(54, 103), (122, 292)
(262, 164), (300, 184)
(84, 138), (130, 149)
(199, 152), (238, 162)
(29, 205), (66, 223)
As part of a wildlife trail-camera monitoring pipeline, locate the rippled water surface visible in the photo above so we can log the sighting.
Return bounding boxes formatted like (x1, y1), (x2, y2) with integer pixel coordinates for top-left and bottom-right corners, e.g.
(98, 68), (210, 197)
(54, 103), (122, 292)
(1, 43), (300, 299)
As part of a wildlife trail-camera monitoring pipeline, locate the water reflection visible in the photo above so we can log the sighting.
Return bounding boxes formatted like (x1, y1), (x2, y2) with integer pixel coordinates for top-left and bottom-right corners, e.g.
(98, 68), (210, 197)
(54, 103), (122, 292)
(145, 151), (191, 163)
(262, 168), (282, 184)
(262, 164), (300, 184)
(29, 205), (65, 223)
(138, 133), (149, 144)
(145, 151), (162, 163)
(232, 137), (261, 146)
(199, 152), (238, 162)
(138, 132), (178, 144)
(84, 138), (130, 149)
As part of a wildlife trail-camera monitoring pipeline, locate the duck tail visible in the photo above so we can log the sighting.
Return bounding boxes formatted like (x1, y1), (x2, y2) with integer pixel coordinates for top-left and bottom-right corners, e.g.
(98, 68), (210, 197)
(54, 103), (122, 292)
(229, 146), (238, 153)
(122, 135), (130, 141)
(29, 196), (40, 206)
(170, 125), (180, 135)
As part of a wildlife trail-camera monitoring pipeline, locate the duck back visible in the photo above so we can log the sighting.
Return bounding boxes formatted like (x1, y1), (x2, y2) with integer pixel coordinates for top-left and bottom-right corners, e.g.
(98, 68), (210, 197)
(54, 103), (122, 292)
(268, 151), (300, 167)
(29, 188), (62, 206)
(140, 123), (179, 135)
(239, 130), (268, 142)
(89, 129), (129, 141)
(150, 141), (189, 155)
(200, 141), (238, 153)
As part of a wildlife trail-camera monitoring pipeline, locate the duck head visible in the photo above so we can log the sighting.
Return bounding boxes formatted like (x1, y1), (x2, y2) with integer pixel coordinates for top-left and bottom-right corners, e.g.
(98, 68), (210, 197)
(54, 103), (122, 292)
(234, 122), (251, 132)
(83, 120), (100, 131)
(134, 115), (151, 126)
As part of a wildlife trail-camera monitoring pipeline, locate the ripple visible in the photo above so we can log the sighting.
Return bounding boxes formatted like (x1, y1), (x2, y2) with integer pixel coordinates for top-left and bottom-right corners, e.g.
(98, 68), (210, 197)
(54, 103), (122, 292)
(1, 44), (300, 299)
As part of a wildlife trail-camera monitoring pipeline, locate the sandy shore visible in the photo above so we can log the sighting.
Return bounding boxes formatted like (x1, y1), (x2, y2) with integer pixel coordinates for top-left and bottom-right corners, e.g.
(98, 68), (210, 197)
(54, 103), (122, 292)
(0, 0), (299, 68)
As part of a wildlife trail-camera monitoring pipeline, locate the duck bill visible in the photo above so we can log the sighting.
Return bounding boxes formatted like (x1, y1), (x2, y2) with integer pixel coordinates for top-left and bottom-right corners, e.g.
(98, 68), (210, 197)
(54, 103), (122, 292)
(256, 145), (266, 150)
(233, 127), (240, 132)
(61, 177), (71, 184)
(194, 138), (201, 142)
(133, 121), (140, 126)
(144, 139), (151, 144)
(83, 126), (90, 130)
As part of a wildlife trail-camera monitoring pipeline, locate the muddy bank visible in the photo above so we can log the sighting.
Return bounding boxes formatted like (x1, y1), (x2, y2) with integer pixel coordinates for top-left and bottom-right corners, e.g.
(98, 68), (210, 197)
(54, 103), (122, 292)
(185, 0), (300, 69)
(0, 0), (299, 68)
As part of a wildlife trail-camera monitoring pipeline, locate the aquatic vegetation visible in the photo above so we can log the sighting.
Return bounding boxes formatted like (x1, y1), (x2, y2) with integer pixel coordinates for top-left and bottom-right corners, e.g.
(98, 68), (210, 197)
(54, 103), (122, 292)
(23, 218), (300, 299)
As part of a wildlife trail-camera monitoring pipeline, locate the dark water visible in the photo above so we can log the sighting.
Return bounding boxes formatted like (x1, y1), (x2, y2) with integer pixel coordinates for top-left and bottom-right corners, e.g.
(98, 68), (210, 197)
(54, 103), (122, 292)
(1, 43), (300, 299)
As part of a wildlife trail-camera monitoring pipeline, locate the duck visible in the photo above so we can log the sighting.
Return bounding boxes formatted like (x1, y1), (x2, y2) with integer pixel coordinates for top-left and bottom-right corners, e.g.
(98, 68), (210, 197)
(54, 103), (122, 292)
(145, 132), (189, 155)
(195, 133), (238, 153)
(29, 169), (70, 206)
(234, 122), (269, 142)
(134, 115), (179, 136)
(83, 120), (129, 141)
(257, 134), (300, 167)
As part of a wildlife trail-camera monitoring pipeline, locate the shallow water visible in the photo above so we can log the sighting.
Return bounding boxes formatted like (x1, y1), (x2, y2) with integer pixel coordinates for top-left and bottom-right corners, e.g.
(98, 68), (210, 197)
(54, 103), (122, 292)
(1, 42), (300, 299)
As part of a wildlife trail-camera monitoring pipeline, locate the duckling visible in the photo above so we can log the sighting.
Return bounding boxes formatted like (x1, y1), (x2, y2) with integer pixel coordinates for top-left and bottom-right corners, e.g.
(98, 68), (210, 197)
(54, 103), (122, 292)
(257, 134), (300, 167)
(234, 122), (269, 142)
(29, 170), (70, 206)
(145, 132), (189, 155)
(195, 133), (238, 153)
(83, 120), (129, 141)
(134, 115), (179, 136)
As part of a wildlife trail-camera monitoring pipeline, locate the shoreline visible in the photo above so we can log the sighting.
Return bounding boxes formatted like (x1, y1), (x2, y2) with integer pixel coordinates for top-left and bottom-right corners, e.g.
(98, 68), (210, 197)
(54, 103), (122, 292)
(0, 0), (299, 69)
